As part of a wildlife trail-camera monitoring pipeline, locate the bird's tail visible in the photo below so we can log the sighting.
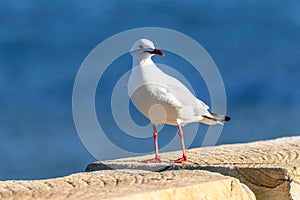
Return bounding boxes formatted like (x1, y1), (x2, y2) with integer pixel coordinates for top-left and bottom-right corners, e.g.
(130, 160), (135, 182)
(202, 112), (231, 125)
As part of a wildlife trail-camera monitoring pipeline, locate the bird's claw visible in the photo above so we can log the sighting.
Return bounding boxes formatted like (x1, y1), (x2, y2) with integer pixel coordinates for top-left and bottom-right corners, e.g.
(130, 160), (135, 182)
(173, 155), (188, 163)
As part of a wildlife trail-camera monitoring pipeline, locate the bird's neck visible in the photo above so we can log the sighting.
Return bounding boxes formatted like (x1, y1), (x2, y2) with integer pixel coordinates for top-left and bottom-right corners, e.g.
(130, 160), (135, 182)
(132, 57), (154, 68)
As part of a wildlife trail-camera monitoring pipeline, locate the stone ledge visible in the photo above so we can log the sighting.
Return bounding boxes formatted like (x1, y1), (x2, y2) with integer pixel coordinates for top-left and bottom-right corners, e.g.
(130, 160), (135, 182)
(1, 136), (299, 200)
(0, 169), (254, 200)
(87, 137), (300, 200)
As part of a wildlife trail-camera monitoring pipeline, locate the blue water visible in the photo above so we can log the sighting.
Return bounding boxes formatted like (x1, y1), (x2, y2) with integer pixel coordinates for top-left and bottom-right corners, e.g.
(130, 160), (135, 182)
(1, 0), (300, 180)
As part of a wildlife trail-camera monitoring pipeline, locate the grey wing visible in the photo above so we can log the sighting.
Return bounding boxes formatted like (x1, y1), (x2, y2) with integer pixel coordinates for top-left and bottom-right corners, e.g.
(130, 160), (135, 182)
(146, 83), (183, 108)
(161, 74), (210, 117)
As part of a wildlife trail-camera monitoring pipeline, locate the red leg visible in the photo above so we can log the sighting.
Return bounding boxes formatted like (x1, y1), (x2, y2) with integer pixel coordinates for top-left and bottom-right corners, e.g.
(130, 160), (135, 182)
(173, 124), (188, 163)
(141, 124), (161, 163)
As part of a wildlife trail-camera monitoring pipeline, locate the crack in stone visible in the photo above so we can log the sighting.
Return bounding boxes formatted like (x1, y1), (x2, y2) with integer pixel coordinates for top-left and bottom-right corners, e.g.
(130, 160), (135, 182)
(65, 180), (77, 188)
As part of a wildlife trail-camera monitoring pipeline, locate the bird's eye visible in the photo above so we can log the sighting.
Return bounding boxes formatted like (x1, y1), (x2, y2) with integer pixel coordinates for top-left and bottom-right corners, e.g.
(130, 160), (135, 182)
(138, 45), (143, 49)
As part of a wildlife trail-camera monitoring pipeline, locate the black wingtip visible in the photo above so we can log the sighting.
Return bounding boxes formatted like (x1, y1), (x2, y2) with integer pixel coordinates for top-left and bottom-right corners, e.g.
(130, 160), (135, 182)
(224, 116), (231, 121)
(208, 111), (231, 122)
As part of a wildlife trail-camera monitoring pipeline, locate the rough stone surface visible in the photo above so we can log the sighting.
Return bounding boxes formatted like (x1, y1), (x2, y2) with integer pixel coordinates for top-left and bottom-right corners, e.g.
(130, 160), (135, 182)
(0, 170), (253, 200)
(2, 136), (299, 200)
(87, 136), (300, 200)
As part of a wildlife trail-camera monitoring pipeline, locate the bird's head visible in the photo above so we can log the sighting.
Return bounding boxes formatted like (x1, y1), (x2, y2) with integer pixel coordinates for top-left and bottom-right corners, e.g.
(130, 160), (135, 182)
(130, 39), (164, 61)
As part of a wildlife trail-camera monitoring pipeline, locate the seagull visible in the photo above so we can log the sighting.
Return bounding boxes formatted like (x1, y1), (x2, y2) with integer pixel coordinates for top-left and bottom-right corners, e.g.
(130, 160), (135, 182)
(127, 39), (230, 163)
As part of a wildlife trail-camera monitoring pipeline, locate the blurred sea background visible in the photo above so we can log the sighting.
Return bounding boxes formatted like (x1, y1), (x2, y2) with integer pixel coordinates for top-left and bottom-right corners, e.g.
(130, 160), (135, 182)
(1, 0), (300, 180)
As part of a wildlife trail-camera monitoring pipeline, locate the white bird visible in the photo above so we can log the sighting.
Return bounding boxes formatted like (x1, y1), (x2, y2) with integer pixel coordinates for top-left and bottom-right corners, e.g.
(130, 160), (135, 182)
(127, 39), (230, 163)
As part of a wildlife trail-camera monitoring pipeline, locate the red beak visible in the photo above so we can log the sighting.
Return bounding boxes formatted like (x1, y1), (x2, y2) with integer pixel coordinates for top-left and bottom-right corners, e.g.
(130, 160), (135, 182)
(149, 49), (165, 56)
